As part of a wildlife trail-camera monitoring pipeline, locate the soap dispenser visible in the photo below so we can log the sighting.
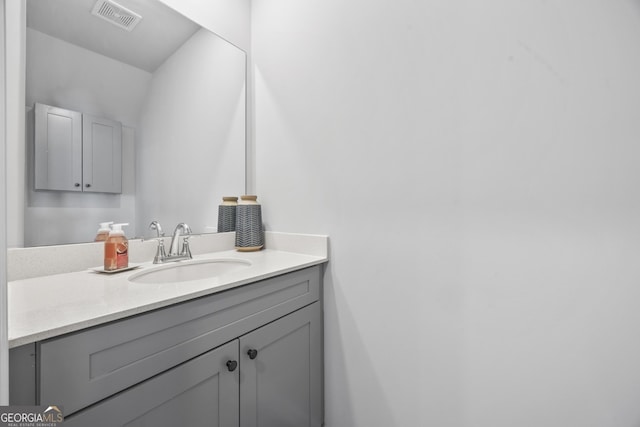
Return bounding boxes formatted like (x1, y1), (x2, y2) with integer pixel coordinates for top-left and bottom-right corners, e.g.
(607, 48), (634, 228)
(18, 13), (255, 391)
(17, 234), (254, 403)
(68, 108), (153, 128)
(104, 223), (129, 271)
(94, 222), (113, 242)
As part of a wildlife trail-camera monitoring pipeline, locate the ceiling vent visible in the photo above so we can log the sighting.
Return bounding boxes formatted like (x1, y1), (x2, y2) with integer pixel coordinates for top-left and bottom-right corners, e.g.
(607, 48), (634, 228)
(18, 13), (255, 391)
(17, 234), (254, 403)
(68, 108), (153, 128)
(91, 0), (142, 32)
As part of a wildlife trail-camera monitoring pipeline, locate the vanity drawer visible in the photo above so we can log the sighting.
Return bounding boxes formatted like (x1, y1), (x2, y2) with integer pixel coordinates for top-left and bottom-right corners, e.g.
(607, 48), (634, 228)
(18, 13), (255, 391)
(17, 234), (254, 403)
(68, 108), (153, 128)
(38, 266), (320, 415)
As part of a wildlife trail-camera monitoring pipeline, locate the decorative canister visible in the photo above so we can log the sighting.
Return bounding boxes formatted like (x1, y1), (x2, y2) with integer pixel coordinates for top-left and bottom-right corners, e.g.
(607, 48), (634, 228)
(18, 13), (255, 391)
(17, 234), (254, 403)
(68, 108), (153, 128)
(217, 196), (238, 232)
(235, 195), (264, 251)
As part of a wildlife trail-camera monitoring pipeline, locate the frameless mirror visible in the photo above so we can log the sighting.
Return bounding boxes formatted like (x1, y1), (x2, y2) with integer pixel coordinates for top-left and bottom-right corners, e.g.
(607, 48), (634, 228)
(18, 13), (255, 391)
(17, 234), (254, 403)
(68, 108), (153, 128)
(18, 0), (246, 247)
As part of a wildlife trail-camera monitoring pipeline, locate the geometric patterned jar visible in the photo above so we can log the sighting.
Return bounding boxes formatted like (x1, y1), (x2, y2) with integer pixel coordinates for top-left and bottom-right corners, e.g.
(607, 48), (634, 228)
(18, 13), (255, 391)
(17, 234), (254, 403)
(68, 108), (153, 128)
(217, 196), (238, 232)
(235, 195), (264, 251)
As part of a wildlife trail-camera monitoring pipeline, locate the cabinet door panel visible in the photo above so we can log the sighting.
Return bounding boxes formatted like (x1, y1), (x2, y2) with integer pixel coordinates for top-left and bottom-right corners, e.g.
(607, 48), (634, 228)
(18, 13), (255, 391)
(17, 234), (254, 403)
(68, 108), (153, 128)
(64, 340), (239, 427)
(34, 103), (82, 191)
(8, 344), (36, 405)
(240, 303), (322, 427)
(83, 114), (122, 193)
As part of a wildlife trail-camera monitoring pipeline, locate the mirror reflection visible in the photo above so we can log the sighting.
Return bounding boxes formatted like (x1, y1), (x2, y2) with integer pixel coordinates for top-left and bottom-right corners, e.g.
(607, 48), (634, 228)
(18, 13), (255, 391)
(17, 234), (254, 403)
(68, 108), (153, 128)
(17, 0), (246, 247)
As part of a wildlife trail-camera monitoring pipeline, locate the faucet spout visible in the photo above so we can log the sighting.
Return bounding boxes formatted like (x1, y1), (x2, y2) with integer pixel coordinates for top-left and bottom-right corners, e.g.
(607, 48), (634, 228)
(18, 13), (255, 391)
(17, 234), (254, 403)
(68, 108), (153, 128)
(169, 223), (192, 256)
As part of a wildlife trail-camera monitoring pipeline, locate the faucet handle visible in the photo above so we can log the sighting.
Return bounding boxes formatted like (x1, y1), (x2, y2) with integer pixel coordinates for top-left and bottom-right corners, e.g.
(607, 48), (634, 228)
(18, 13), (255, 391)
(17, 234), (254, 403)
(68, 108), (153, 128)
(153, 241), (167, 264)
(149, 221), (167, 264)
(179, 224), (192, 259)
(182, 237), (193, 259)
(149, 221), (165, 237)
(176, 222), (192, 235)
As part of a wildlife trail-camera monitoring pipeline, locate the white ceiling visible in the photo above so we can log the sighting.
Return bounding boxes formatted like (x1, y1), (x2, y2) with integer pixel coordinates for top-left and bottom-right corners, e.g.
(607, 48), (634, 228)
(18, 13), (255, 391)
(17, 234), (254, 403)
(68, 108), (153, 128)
(27, 0), (201, 72)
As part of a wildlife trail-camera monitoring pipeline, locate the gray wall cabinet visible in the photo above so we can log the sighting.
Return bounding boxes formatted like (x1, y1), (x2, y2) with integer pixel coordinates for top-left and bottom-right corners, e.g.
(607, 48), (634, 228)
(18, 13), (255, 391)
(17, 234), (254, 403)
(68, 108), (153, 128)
(34, 103), (122, 193)
(10, 266), (324, 427)
(81, 113), (122, 193)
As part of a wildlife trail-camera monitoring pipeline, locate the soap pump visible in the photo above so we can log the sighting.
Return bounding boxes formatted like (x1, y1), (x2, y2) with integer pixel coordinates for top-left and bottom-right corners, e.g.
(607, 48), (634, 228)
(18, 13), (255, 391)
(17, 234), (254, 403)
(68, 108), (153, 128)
(104, 223), (129, 271)
(94, 221), (113, 242)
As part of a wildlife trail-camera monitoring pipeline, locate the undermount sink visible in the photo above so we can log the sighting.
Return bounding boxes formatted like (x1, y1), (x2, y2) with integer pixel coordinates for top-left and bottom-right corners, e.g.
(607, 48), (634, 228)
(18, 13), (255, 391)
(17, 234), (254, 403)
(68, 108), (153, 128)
(129, 259), (252, 284)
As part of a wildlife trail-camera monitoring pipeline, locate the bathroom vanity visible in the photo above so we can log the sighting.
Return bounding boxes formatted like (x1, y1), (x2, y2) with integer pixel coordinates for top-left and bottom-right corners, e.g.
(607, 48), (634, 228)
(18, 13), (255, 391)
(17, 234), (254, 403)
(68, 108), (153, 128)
(7, 232), (327, 427)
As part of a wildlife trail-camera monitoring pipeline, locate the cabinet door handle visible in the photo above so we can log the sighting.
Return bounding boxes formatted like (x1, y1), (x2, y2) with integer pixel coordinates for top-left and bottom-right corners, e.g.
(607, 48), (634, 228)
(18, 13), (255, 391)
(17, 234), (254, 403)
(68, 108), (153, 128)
(74, 183), (80, 187)
(247, 349), (258, 360)
(85, 183), (91, 188)
(226, 360), (238, 372)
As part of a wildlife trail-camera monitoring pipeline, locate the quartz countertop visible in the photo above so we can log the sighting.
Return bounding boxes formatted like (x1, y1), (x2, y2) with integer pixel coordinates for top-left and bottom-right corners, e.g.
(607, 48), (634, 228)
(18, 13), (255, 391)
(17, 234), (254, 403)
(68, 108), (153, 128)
(8, 232), (328, 348)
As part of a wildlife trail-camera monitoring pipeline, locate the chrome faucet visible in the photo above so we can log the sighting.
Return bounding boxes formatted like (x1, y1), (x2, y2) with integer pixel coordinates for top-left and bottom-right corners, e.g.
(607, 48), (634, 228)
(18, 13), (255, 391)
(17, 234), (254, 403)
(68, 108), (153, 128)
(149, 221), (192, 264)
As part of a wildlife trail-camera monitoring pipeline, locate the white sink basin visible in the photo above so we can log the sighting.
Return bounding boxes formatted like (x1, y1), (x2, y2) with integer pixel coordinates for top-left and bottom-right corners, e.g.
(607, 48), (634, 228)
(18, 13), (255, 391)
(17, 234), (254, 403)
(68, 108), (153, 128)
(129, 259), (251, 284)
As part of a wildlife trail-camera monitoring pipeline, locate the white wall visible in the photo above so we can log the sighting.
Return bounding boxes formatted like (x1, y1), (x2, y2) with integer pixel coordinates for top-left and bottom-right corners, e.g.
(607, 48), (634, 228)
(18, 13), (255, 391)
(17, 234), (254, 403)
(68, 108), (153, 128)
(136, 28), (245, 235)
(157, 0), (253, 193)
(0, 0), (9, 404)
(5, 1), (24, 249)
(253, 0), (640, 426)
(159, 0), (250, 51)
(25, 29), (151, 127)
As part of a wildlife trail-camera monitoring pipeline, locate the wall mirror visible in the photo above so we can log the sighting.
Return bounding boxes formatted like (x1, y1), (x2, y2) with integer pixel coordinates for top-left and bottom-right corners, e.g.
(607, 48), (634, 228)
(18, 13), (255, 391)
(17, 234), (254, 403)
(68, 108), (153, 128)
(17, 0), (246, 247)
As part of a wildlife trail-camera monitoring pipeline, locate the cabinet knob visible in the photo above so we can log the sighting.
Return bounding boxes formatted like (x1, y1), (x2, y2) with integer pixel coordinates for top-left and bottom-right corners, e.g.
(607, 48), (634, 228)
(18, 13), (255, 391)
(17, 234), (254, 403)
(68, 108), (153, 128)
(247, 349), (258, 360)
(226, 360), (238, 372)
(74, 183), (80, 187)
(85, 183), (91, 188)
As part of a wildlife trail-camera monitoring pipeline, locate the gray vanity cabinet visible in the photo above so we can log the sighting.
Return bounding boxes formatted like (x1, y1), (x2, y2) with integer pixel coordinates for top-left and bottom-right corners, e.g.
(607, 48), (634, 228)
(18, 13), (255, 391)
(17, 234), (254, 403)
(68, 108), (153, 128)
(10, 266), (324, 426)
(34, 103), (122, 193)
(63, 302), (322, 427)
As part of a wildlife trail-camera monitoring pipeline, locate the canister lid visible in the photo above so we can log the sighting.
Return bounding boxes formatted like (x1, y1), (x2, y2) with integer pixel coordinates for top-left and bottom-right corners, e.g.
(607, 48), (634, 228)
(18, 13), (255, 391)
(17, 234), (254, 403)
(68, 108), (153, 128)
(221, 196), (239, 206)
(240, 195), (258, 203)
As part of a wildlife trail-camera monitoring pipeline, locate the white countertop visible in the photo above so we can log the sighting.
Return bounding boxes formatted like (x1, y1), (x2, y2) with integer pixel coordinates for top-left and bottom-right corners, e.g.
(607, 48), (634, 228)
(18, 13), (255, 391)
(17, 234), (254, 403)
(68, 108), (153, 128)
(8, 232), (328, 348)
